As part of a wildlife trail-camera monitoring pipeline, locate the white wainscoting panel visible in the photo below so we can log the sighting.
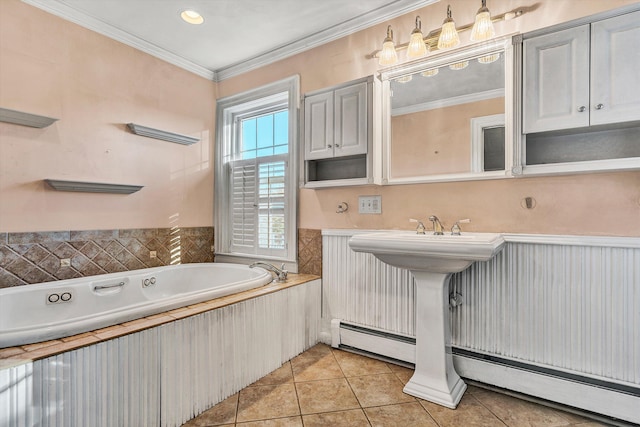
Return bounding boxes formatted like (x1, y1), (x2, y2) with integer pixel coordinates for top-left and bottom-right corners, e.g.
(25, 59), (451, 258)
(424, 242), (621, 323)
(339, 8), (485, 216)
(322, 231), (415, 335)
(322, 230), (640, 388)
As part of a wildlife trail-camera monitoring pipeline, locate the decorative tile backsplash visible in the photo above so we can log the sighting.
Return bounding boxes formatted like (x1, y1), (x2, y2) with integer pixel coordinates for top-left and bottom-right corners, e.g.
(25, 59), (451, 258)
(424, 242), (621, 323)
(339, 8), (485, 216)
(0, 227), (214, 288)
(298, 229), (322, 277)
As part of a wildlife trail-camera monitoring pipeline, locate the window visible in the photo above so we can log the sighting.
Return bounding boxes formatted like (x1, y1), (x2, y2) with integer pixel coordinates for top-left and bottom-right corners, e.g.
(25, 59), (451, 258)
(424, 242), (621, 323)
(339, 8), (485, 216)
(215, 76), (299, 263)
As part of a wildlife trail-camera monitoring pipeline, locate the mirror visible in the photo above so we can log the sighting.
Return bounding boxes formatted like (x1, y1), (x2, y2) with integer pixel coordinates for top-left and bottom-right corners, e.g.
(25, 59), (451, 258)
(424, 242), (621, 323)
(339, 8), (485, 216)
(381, 38), (513, 183)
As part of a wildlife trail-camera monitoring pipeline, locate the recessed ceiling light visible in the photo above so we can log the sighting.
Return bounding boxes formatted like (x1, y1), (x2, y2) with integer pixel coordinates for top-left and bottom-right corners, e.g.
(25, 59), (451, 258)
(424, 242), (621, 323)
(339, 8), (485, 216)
(180, 10), (204, 25)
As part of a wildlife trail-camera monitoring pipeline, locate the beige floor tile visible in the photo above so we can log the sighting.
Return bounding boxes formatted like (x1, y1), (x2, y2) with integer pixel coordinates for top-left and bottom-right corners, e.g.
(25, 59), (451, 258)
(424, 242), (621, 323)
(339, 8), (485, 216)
(302, 409), (371, 427)
(291, 344), (343, 382)
(236, 383), (300, 423)
(332, 349), (392, 377)
(348, 373), (416, 407)
(295, 378), (360, 414)
(181, 394), (237, 426)
(473, 391), (577, 427)
(365, 402), (439, 427)
(420, 393), (507, 427)
(386, 363), (414, 384)
(250, 362), (294, 387)
(236, 416), (303, 426)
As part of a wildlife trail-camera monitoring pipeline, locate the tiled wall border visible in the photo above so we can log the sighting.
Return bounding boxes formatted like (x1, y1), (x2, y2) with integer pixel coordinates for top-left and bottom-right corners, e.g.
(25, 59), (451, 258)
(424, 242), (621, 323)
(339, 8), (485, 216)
(0, 227), (322, 287)
(0, 227), (214, 288)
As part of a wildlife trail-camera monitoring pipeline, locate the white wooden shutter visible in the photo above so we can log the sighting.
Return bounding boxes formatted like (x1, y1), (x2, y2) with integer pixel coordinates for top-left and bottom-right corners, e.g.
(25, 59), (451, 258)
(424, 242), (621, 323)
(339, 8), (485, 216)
(230, 162), (256, 251)
(257, 160), (287, 253)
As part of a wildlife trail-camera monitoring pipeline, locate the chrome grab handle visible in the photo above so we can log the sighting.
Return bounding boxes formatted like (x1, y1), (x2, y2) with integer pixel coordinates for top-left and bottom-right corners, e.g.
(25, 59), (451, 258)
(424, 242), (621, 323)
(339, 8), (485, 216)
(94, 281), (125, 291)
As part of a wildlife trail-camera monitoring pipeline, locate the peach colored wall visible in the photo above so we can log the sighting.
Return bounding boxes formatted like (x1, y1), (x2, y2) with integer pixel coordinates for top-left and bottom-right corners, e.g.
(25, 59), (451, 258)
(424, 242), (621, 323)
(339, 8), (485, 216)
(0, 0), (216, 233)
(391, 98), (504, 176)
(218, 0), (640, 237)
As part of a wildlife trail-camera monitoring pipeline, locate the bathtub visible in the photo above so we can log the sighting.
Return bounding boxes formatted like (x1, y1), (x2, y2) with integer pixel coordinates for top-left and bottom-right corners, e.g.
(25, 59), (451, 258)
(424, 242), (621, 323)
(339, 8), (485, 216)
(0, 263), (273, 348)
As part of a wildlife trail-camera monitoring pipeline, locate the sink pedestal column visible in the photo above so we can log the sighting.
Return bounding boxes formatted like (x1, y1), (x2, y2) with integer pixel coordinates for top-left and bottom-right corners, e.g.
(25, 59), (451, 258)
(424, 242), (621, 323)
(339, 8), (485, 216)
(403, 271), (466, 408)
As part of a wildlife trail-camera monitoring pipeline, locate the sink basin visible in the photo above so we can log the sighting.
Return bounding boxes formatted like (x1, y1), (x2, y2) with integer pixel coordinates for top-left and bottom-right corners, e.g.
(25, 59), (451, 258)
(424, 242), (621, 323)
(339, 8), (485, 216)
(349, 230), (505, 409)
(349, 231), (505, 274)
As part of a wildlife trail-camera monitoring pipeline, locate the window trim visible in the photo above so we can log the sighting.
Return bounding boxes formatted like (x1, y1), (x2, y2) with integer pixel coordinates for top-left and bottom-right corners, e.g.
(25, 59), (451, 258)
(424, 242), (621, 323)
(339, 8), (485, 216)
(214, 76), (300, 267)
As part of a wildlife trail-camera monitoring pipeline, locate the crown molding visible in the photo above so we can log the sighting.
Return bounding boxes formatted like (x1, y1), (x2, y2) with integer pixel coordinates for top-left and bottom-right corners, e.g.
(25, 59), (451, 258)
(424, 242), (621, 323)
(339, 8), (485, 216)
(22, 0), (439, 82)
(20, 0), (216, 80)
(215, 0), (440, 81)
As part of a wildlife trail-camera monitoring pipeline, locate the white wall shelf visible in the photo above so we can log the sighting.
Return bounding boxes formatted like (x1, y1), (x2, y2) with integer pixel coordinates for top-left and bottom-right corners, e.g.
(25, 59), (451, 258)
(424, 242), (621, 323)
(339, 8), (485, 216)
(0, 107), (58, 128)
(44, 179), (143, 194)
(127, 123), (199, 145)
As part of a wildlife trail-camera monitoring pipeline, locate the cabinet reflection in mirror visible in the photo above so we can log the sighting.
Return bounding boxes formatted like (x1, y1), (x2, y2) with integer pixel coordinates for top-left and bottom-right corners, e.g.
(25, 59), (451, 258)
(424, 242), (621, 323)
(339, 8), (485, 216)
(381, 38), (513, 184)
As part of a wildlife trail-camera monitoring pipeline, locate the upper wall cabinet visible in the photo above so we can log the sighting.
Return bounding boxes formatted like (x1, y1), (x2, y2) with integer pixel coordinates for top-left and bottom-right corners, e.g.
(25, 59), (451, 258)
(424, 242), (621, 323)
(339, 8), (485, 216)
(305, 82), (368, 160)
(515, 6), (640, 176)
(302, 76), (378, 188)
(523, 10), (640, 133)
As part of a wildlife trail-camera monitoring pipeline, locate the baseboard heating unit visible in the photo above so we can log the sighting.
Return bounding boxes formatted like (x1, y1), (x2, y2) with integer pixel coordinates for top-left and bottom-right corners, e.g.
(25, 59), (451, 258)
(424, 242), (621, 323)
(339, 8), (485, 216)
(330, 319), (640, 425)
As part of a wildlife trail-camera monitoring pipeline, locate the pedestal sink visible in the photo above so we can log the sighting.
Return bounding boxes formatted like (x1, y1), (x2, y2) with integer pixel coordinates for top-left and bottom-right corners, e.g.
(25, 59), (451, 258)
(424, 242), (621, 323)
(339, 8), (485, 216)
(349, 231), (505, 408)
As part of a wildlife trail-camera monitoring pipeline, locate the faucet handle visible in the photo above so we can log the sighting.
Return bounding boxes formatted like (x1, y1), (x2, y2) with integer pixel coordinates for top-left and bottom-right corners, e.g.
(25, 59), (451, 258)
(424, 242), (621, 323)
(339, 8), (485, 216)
(410, 218), (426, 234)
(451, 219), (471, 235)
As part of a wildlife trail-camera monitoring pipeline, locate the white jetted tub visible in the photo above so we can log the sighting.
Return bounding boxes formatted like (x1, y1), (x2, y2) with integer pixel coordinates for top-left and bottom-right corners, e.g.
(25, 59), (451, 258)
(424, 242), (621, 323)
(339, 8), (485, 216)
(0, 263), (273, 348)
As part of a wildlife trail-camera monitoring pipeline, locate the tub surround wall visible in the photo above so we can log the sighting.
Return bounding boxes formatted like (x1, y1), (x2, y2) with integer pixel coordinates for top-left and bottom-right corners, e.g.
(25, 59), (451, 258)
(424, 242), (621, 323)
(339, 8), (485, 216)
(0, 227), (213, 288)
(297, 228), (322, 276)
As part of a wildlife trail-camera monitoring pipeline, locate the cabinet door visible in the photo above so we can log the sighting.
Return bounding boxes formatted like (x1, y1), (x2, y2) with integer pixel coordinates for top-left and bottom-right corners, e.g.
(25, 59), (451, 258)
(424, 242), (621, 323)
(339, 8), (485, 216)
(591, 10), (640, 126)
(333, 82), (368, 157)
(523, 25), (590, 133)
(304, 91), (334, 160)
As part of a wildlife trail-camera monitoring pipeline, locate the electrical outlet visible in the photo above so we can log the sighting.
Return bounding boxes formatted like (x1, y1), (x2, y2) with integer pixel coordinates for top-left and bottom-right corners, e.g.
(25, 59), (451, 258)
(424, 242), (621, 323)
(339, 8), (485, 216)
(358, 195), (382, 214)
(60, 258), (71, 267)
(149, 251), (157, 258)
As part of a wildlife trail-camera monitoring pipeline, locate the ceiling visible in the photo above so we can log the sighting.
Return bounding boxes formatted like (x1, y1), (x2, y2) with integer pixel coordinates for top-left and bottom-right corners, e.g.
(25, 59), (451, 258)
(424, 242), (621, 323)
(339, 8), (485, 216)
(22, 0), (439, 81)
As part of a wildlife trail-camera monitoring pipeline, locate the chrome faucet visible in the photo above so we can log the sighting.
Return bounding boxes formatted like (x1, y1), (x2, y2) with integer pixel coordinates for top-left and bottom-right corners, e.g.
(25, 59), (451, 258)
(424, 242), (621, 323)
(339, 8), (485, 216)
(428, 215), (444, 235)
(249, 261), (288, 282)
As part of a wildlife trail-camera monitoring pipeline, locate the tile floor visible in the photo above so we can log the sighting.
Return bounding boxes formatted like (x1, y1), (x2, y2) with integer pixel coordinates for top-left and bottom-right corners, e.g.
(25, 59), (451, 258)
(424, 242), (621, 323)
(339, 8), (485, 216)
(182, 344), (614, 427)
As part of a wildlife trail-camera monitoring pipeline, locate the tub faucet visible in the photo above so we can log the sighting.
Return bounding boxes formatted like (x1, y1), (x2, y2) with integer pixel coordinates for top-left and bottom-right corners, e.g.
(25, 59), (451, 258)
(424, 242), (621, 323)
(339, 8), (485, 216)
(249, 261), (288, 282)
(428, 215), (444, 235)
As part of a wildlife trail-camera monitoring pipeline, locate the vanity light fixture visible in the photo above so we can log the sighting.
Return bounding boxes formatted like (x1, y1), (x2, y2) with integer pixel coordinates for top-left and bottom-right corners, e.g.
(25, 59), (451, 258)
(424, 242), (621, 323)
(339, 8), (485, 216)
(371, 3), (525, 66)
(407, 16), (428, 59)
(437, 5), (460, 50)
(396, 75), (413, 83)
(477, 52), (501, 64)
(180, 9), (204, 25)
(378, 25), (399, 66)
(421, 68), (439, 77)
(470, 0), (495, 41)
(449, 61), (469, 71)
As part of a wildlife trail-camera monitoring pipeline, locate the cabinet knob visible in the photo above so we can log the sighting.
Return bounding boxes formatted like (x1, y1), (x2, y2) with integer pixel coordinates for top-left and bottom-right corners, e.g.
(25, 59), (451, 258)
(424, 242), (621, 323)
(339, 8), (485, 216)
(327, 144), (332, 148)
(595, 103), (604, 110)
(335, 144), (340, 147)
(577, 106), (586, 112)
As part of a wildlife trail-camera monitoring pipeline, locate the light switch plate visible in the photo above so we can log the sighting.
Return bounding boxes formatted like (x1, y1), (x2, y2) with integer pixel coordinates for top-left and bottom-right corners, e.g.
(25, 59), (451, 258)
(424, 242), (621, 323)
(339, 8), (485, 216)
(359, 195), (382, 214)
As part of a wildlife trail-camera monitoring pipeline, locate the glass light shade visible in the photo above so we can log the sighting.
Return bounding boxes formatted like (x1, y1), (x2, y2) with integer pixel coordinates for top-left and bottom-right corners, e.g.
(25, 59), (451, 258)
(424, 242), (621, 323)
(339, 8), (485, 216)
(421, 68), (439, 77)
(407, 16), (428, 59)
(478, 52), (500, 64)
(438, 21), (460, 49)
(396, 75), (413, 84)
(470, 10), (495, 41)
(437, 7), (460, 50)
(407, 32), (428, 59)
(378, 26), (398, 66)
(449, 61), (469, 71)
